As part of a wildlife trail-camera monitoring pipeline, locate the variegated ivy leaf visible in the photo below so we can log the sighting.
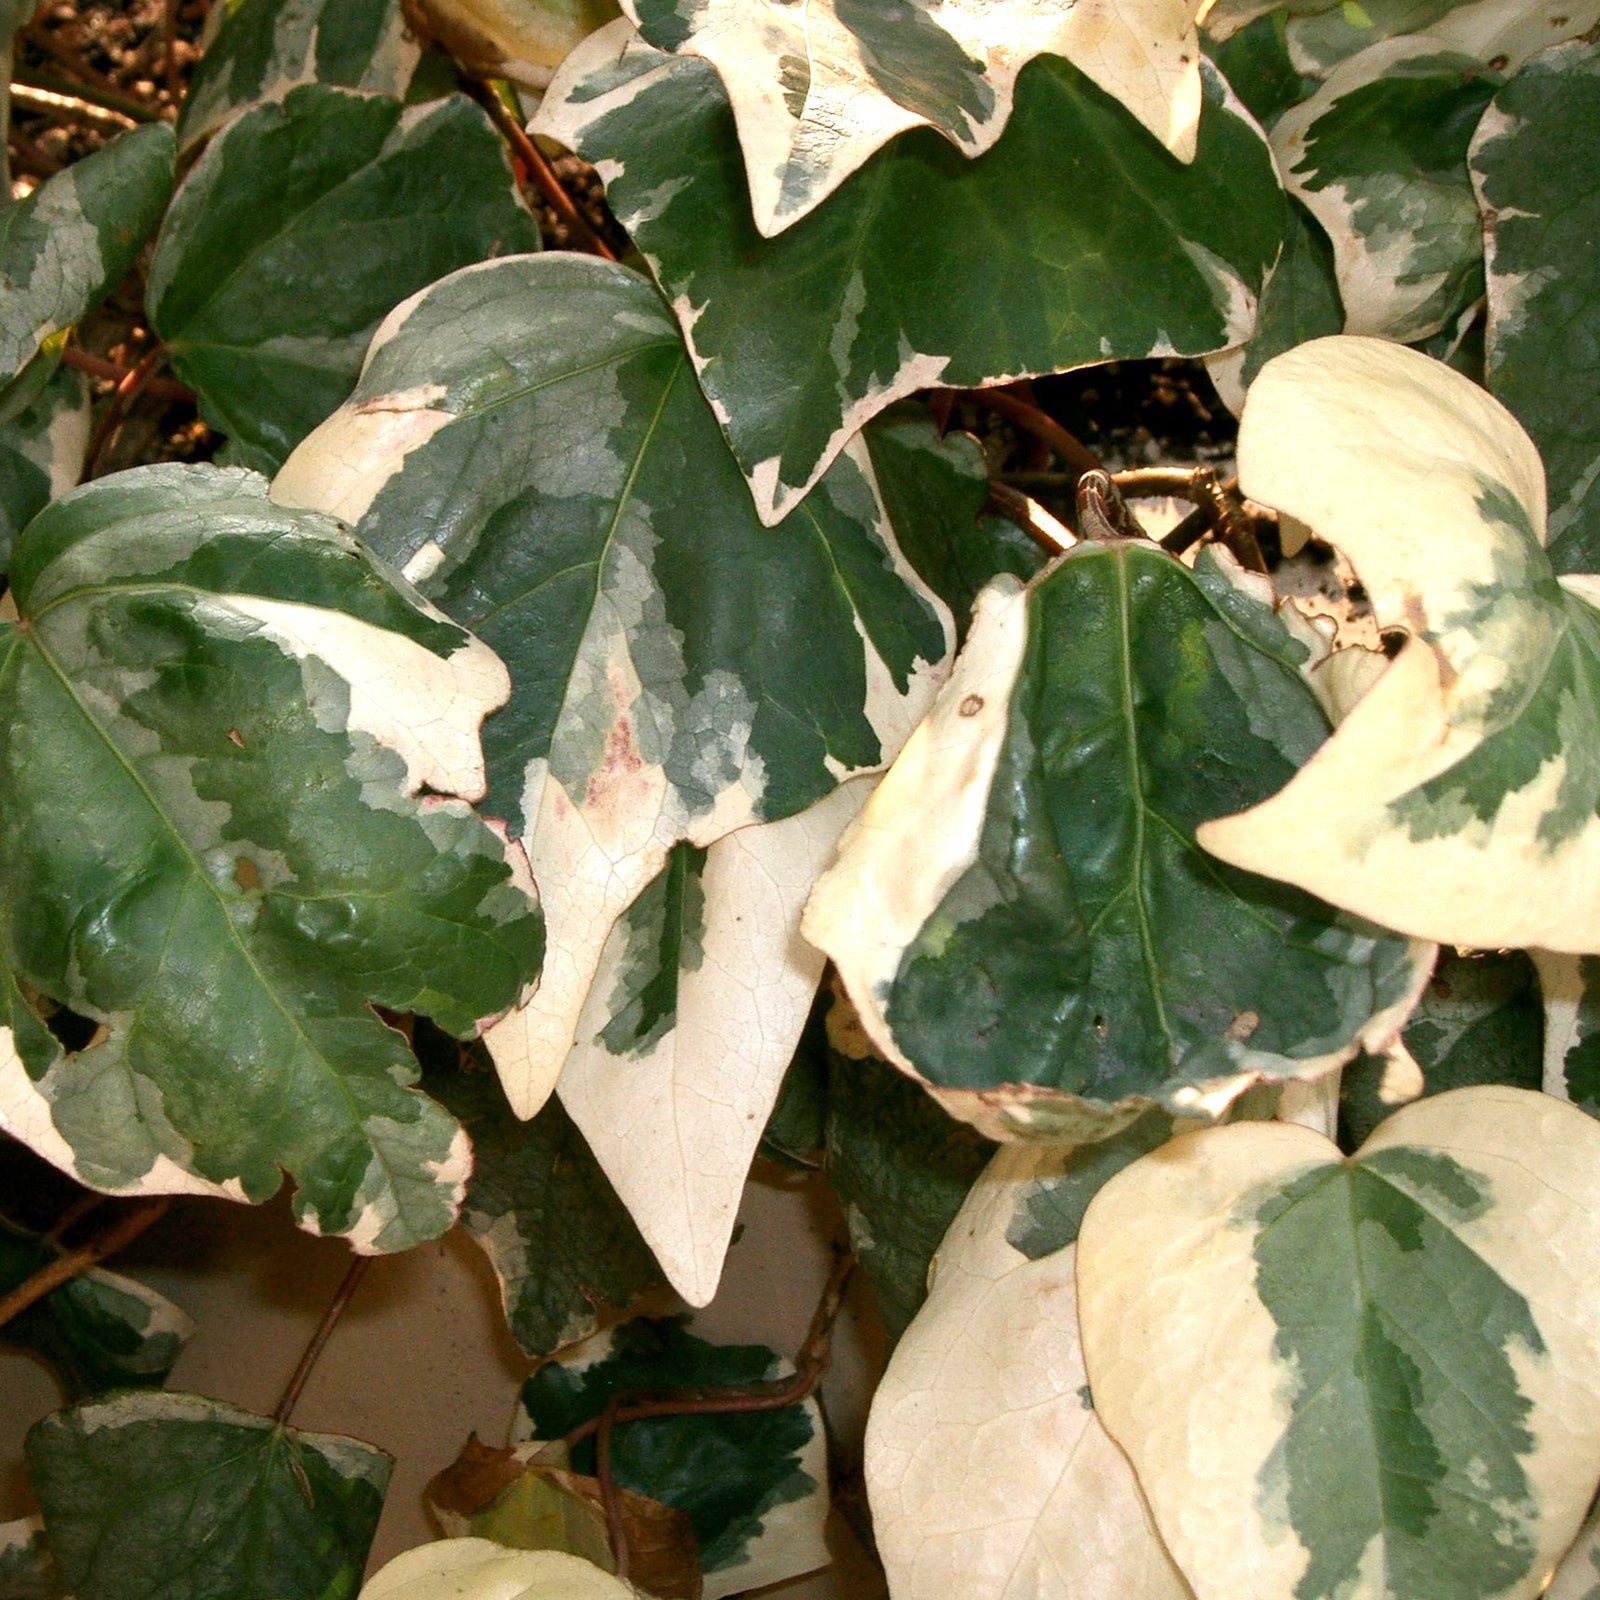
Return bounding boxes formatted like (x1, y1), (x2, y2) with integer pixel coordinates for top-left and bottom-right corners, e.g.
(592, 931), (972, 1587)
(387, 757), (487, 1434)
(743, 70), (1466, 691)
(1340, 949), (1541, 1150)
(1078, 1086), (1600, 1600)
(0, 1516), (59, 1600)
(1199, 0), (1336, 43)
(0, 465), (544, 1250)
(405, 0), (624, 89)
(1, 1216), (193, 1400)
(1471, 38), (1600, 575)
(864, 1140), (1191, 1600)
(28, 1391), (392, 1600)
(1270, 37), (1500, 343)
(518, 1317), (830, 1598)
(1546, 1501), (1600, 1600)
(534, 22), (1283, 525)
(0, 122), (175, 387)
(149, 85), (540, 475)
(1532, 950), (1600, 1117)
(0, 363), (89, 574)
(1286, 0), (1600, 76)
(558, 779), (870, 1307)
(273, 253), (953, 1120)
(1200, 335), (1600, 952)
(803, 543), (1431, 1144)
(622, 0), (1204, 238)
(177, 0), (423, 153)
(423, 1049), (665, 1359)
(363, 1540), (633, 1600)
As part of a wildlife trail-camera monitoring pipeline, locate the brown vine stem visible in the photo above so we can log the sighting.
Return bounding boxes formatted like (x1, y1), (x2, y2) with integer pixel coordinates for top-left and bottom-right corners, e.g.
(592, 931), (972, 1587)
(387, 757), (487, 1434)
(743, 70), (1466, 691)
(567, 1247), (858, 1579)
(46, 1190), (109, 1244)
(162, 0), (181, 104)
(962, 387), (1101, 481)
(82, 344), (168, 481)
(465, 81), (618, 262)
(986, 482), (1073, 555)
(274, 1255), (371, 1427)
(12, 64), (160, 125)
(0, 1197), (170, 1332)
(62, 347), (195, 400)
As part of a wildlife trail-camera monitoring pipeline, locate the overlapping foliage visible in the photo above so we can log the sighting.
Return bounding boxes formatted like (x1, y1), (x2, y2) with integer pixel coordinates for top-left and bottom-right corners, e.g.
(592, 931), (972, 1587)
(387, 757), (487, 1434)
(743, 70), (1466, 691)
(4, 0), (1600, 1594)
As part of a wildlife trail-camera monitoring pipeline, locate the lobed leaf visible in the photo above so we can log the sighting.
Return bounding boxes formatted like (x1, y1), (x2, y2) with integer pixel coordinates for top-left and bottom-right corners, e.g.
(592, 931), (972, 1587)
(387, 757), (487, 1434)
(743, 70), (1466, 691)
(149, 85), (540, 474)
(27, 1391), (391, 1600)
(804, 543), (1431, 1143)
(864, 1140), (1190, 1600)
(176, 0), (423, 152)
(1270, 37), (1499, 343)
(1201, 335), (1600, 952)
(1471, 38), (1600, 574)
(275, 253), (953, 1120)
(0, 122), (175, 387)
(519, 1317), (829, 1598)
(1078, 1086), (1600, 1600)
(0, 464), (544, 1250)
(622, 0), (1205, 236)
(533, 23), (1284, 523)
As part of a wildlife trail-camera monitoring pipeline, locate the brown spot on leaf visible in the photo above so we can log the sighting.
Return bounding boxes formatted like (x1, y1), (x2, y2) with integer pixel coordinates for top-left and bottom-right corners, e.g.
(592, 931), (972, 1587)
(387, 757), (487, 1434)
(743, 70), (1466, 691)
(1225, 1010), (1261, 1042)
(959, 694), (984, 717)
(233, 857), (261, 893)
(226, 728), (245, 749)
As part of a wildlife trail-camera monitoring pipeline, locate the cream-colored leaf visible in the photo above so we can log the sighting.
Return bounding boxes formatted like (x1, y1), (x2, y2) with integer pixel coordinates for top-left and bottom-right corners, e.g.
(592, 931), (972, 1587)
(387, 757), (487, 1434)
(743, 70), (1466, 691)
(1078, 1086), (1600, 1600)
(865, 1142), (1192, 1599)
(405, 0), (623, 89)
(1546, 1500), (1600, 1600)
(360, 1538), (634, 1600)
(559, 778), (872, 1306)
(1199, 335), (1600, 951)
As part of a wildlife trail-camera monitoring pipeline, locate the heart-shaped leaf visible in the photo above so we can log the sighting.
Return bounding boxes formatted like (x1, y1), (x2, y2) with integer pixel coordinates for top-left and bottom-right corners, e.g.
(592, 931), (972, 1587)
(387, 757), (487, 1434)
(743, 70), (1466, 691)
(533, 24), (1283, 523)
(1078, 1086), (1600, 1600)
(0, 465), (544, 1249)
(1471, 37), (1600, 574)
(149, 85), (540, 473)
(1270, 38), (1499, 342)
(274, 253), (952, 1120)
(622, 0), (1205, 235)
(176, 0), (423, 152)
(1199, 334), (1600, 952)
(865, 1139), (1191, 1600)
(804, 543), (1431, 1143)
(28, 1392), (392, 1600)
(0, 122), (175, 387)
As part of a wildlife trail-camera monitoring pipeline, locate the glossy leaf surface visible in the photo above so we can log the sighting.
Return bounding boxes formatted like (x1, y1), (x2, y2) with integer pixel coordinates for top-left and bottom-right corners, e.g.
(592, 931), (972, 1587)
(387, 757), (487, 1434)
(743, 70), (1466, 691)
(1079, 1088), (1600, 1600)
(1203, 335), (1600, 952)
(275, 253), (951, 1119)
(0, 465), (544, 1249)
(805, 545), (1429, 1142)
(535, 24), (1283, 523)
(624, 0), (1204, 234)
(28, 1391), (392, 1600)
(150, 85), (539, 473)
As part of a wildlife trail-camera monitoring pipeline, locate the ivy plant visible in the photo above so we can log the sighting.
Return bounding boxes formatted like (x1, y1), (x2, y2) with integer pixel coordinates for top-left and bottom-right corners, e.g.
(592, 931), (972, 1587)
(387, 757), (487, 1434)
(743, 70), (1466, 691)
(4, 0), (1600, 1595)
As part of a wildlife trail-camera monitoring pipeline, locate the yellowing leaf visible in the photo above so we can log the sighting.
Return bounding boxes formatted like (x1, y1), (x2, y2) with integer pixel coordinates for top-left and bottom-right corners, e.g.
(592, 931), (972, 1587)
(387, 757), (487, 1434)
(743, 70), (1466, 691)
(405, 0), (623, 88)
(361, 1539), (634, 1600)
(1199, 335), (1600, 952)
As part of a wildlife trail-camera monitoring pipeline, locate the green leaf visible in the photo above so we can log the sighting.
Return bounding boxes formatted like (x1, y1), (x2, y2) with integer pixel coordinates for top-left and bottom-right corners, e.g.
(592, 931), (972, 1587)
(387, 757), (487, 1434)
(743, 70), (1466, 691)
(624, 0), (1206, 234)
(1240, 197), (1345, 387)
(759, 1004), (828, 1169)
(822, 995), (994, 1342)
(274, 252), (952, 1121)
(1533, 950), (1600, 1118)
(0, 1515), (62, 1600)
(1472, 38), (1600, 574)
(0, 363), (88, 574)
(555, 782), (869, 1306)
(149, 84), (540, 474)
(0, 1216), (192, 1400)
(1202, 335), (1600, 953)
(0, 122), (175, 386)
(1078, 1087), (1600, 1600)
(1340, 949), (1542, 1150)
(864, 1143), (1190, 1600)
(805, 544), (1430, 1143)
(27, 1391), (391, 1600)
(1270, 38), (1498, 342)
(863, 405), (1046, 646)
(177, 0), (422, 152)
(0, 464), (544, 1250)
(519, 1318), (829, 1597)
(362, 1540), (633, 1600)
(1207, 10), (1321, 127)
(423, 1051), (665, 1359)
(534, 26), (1285, 523)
